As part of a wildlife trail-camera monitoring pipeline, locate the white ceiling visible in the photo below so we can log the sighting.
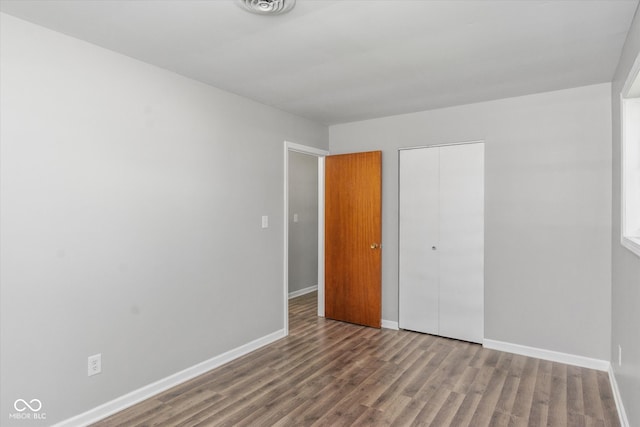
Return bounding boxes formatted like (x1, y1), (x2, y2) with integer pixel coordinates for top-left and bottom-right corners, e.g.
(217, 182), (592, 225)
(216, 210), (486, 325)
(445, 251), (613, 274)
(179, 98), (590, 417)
(1, 0), (638, 125)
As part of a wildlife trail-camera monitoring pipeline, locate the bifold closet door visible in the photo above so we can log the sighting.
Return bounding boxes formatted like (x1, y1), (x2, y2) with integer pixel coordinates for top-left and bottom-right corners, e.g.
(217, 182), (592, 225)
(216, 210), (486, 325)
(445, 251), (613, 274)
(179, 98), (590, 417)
(398, 148), (440, 335)
(398, 143), (484, 344)
(438, 143), (484, 343)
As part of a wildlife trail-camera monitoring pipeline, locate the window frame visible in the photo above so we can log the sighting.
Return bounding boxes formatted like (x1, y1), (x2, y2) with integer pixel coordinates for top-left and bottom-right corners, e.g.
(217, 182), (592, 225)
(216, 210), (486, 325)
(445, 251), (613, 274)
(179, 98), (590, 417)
(621, 52), (640, 258)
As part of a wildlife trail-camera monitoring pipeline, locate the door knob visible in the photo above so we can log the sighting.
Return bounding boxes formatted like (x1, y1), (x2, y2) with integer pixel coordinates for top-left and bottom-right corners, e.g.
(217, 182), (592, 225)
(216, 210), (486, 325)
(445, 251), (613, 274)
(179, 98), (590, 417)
(432, 246), (437, 250)
(371, 243), (380, 249)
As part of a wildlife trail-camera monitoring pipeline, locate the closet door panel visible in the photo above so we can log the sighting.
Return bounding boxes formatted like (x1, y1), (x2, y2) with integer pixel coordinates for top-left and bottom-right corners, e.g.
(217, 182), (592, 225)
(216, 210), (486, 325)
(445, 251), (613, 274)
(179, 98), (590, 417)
(398, 148), (439, 334)
(438, 143), (484, 343)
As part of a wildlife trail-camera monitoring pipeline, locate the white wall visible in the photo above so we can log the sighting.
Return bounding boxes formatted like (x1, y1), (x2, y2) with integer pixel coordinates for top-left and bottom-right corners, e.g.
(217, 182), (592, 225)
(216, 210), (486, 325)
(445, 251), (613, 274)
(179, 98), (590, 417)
(611, 5), (640, 426)
(288, 151), (318, 294)
(0, 13), (328, 425)
(330, 83), (612, 361)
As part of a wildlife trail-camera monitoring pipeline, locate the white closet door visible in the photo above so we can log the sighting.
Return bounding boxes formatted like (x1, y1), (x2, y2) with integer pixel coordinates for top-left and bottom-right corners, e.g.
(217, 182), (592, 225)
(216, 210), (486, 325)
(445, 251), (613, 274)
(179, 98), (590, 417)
(398, 148), (440, 334)
(438, 143), (484, 343)
(398, 143), (484, 344)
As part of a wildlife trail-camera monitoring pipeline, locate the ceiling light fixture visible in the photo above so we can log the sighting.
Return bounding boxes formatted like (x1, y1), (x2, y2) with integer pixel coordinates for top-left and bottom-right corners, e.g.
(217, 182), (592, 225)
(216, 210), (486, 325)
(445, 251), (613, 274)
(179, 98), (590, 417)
(236, 0), (296, 15)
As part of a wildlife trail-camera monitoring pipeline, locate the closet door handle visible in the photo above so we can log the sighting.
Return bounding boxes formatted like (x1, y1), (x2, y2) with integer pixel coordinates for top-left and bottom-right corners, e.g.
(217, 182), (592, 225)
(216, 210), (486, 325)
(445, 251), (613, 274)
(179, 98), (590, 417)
(371, 243), (380, 249)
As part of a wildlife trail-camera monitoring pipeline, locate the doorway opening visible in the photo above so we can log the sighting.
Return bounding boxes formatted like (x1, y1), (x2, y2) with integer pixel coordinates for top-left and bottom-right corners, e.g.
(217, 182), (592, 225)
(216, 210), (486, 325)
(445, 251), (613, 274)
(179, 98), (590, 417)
(283, 141), (329, 335)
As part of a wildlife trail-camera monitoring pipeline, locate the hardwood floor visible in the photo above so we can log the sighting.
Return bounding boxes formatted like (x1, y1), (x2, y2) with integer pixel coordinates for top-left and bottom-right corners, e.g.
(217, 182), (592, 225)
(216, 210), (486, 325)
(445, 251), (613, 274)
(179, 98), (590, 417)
(93, 292), (619, 426)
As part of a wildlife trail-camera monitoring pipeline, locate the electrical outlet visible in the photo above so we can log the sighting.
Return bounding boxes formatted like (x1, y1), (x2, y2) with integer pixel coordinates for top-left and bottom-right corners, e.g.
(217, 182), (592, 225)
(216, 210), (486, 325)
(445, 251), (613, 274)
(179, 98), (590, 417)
(618, 345), (622, 366)
(88, 353), (102, 376)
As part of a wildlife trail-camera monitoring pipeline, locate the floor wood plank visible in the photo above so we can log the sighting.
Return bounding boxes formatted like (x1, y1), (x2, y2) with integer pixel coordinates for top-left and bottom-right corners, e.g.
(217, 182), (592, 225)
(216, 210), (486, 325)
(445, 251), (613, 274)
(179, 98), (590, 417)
(92, 292), (620, 427)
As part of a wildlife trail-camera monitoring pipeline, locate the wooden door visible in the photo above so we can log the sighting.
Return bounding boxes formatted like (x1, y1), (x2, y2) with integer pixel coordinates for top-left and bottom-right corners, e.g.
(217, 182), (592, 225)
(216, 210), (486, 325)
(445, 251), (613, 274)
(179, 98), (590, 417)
(325, 151), (382, 328)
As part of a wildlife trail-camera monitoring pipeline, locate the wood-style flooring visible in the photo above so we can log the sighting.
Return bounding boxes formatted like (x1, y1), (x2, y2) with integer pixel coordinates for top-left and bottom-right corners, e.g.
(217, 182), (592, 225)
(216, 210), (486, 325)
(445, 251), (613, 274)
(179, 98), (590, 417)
(93, 292), (619, 426)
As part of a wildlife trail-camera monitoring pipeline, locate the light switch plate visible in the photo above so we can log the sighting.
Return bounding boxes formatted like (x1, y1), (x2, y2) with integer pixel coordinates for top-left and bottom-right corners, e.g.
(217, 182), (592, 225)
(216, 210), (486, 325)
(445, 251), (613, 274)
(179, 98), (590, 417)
(261, 215), (269, 228)
(619, 345), (622, 366)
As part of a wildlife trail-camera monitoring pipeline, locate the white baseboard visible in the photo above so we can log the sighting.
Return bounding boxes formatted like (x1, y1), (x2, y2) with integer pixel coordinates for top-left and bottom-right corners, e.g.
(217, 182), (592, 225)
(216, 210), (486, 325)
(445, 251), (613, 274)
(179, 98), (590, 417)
(53, 329), (286, 427)
(381, 319), (399, 330)
(288, 285), (317, 299)
(483, 339), (610, 371)
(608, 364), (630, 427)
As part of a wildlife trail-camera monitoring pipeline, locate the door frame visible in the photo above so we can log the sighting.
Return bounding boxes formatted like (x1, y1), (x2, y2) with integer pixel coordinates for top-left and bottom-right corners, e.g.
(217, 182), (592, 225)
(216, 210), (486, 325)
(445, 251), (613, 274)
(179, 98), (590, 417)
(283, 141), (329, 335)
